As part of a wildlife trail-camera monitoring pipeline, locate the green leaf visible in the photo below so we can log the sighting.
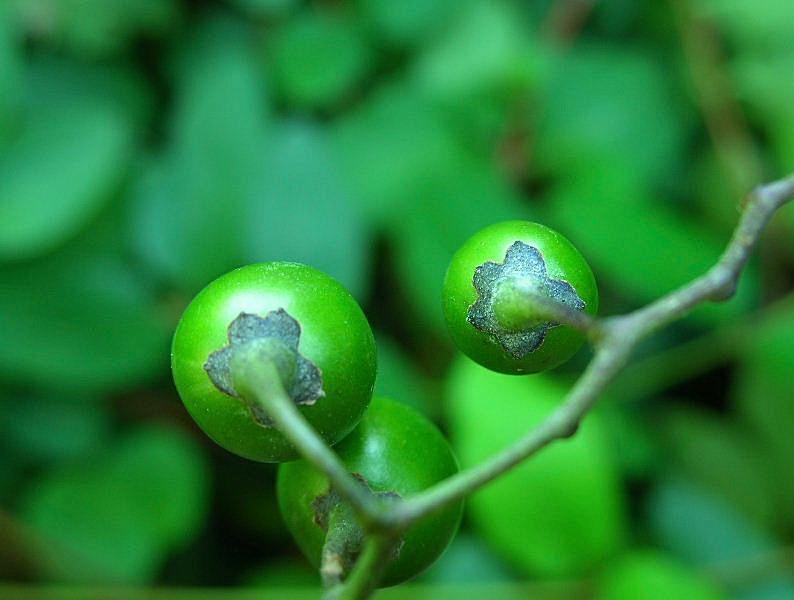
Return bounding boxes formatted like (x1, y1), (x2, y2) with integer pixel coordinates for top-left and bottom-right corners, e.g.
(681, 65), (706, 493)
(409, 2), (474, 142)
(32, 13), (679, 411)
(22, 425), (209, 584)
(0, 4), (22, 146)
(130, 18), (270, 292)
(658, 407), (776, 528)
(0, 230), (169, 393)
(647, 480), (794, 599)
(447, 356), (627, 577)
(695, 0), (794, 52)
(374, 334), (435, 416)
(598, 551), (727, 600)
(24, 56), (155, 130)
(411, 0), (541, 100)
(108, 426), (211, 549)
(421, 533), (516, 584)
(331, 83), (465, 225)
(546, 164), (758, 325)
(0, 103), (135, 261)
(535, 43), (690, 187)
(268, 9), (373, 110)
(11, 0), (180, 57)
(733, 308), (794, 527)
(391, 156), (529, 333)
(246, 120), (370, 299)
(355, 0), (462, 47)
(226, 0), (299, 18)
(0, 394), (109, 465)
(731, 52), (794, 175)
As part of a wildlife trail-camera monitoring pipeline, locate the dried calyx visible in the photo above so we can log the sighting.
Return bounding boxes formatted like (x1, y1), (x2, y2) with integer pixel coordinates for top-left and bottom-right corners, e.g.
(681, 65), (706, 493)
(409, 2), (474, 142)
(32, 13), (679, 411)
(204, 310), (325, 426)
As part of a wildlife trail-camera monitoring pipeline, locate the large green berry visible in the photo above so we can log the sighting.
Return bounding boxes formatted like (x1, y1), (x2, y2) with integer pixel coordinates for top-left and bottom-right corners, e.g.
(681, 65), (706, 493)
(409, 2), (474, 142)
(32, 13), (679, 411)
(277, 397), (462, 586)
(171, 262), (377, 463)
(443, 221), (598, 374)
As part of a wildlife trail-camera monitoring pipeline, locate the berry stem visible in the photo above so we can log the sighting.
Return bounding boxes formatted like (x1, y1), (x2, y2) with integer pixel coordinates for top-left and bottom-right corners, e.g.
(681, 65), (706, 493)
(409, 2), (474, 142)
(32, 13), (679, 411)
(324, 533), (398, 600)
(320, 503), (365, 589)
(228, 341), (381, 524)
(491, 276), (600, 339)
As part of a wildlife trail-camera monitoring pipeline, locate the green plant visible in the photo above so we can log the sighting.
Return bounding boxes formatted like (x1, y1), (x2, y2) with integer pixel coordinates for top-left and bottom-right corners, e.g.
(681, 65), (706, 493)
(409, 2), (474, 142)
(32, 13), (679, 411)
(171, 261), (377, 462)
(277, 396), (462, 587)
(170, 173), (794, 599)
(442, 220), (598, 374)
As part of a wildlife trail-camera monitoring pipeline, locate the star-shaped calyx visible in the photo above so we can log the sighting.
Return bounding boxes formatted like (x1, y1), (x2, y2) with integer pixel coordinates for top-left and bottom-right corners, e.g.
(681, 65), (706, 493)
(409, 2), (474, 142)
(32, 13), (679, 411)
(467, 241), (586, 359)
(204, 310), (325, 426)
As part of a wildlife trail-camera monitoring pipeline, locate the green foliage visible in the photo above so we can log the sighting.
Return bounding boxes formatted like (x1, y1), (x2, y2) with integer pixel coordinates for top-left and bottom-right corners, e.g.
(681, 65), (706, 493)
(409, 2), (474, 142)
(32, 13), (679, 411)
(536, 43), (690, 187)
(659, 407), (776, 528)
(22, 426), (210, 584)
(268, 9), (373, 110)
(10, 0), (180, 57)
(1, 0), (793, 592)
(546, 164), (758, 324)
(0, 231), (169, 393)
(597, 550), (727, 600)
(447, 356), (626, 576)
(0, 102), (134, 261)
(0, 394), (109, 465)
(733, 309), (794, 527)
(374, 335), (434, 416)
(648, 480), (794, 599)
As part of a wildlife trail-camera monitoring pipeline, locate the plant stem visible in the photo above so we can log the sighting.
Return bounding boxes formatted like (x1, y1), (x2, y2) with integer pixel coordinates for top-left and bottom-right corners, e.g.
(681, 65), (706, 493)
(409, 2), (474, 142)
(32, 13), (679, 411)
(387, 174), (794, 526)
(492, 276), (603, 341)
(320, 503), (365, 589)
(325, 534), (397, 600)
(234, 173), (794, 598)
(228, 345), (381, 525)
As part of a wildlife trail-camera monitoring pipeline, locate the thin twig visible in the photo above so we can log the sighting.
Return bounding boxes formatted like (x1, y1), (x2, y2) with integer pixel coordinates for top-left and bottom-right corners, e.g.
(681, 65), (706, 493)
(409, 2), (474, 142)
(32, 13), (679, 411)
(386, 174), (794, 526)
(324, 534), (398, 600)
(229, 350), (382, 525)
(248, 173), (794, 597)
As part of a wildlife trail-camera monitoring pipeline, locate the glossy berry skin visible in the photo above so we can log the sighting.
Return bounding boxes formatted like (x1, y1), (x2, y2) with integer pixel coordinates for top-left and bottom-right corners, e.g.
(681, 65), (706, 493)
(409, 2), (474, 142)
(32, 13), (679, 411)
(443, 221), (598, 374)
(172, 262), (377, 463)
(277, 397), (462, 587)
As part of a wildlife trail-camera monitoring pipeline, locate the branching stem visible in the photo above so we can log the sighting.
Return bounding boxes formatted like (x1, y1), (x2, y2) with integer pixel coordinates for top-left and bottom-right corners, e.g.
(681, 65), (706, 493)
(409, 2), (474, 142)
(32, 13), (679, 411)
(236, 173), (794, 598)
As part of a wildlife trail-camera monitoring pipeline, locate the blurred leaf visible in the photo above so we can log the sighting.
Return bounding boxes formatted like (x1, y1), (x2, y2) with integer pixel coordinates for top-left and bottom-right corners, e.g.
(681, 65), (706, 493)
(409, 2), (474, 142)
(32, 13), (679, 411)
(24, 56), (155, 130)
(411, 0), (541, 101)
(731, 51), (794, 176)
(268, 9), (373, 110)
(598, 402), (661, 479)
(246, 120), (370, 298)
(331, 84), (464, 225)
(244, 559), (319, 587)
(546, 164), (758, 325)
(11, 0), (180, 57)
(536, 43), (690, 187)
(0, 103), (135, 261)
(374, 334), (435, 416)
(648, 480), (794, 600)
(0, 3), (22, 146)
(355, 0), (461, 47)
(130, 18), (270, 292)
(447, 356), (626, 577)
(22, 425), (210, 584)
(421, 533), (517, 584)
(109, 426), (211, 549)
(658, 407), (776, 528)
(0, 228), (169, 393)
(227, 0), (299, 18)
(0, 394), (109, 465)
(598, 550), (727, 600)
(733, 308), (794, 526)
(391, 157), (529, 333)
(695, 0), (794, 52)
